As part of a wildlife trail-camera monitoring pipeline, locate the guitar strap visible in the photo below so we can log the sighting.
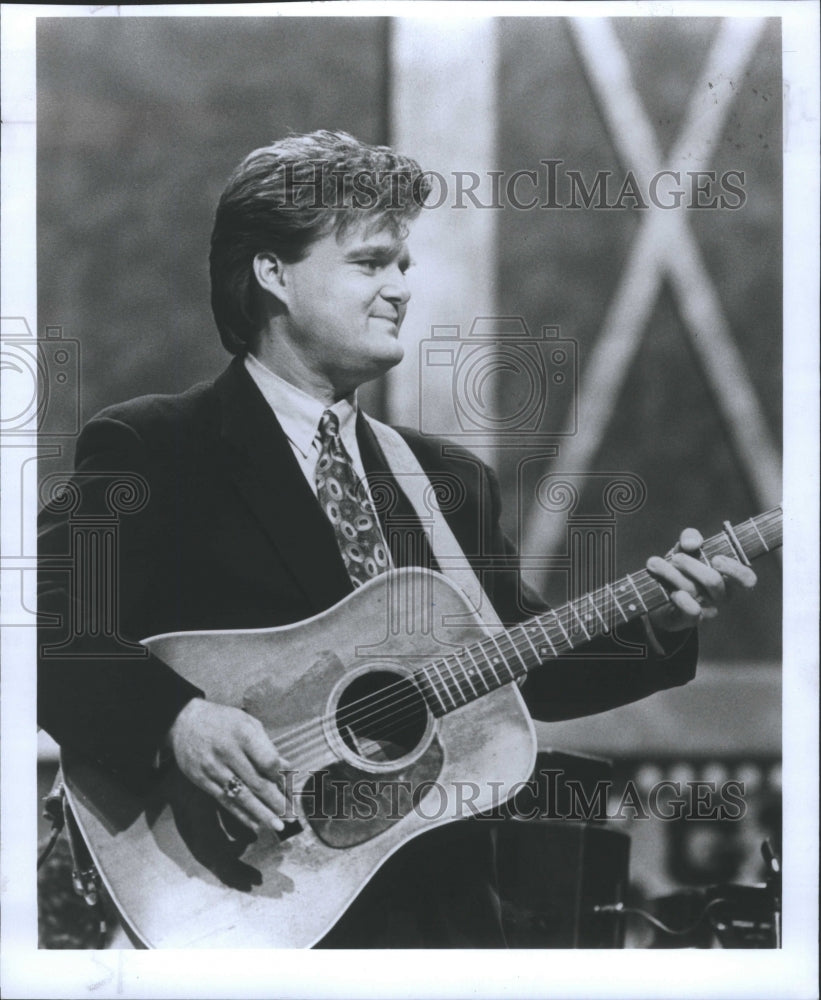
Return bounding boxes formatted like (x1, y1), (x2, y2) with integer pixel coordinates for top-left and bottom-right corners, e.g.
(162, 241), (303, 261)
(364, 415), (502, 630)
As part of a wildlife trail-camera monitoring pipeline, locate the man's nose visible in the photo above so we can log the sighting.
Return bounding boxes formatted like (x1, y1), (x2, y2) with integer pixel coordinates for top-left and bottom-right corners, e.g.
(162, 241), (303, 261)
(381, 267), (411, 305)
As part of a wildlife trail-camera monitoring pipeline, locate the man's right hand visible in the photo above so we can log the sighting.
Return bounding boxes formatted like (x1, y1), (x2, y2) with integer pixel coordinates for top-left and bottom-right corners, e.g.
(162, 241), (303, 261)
(167, 698), (292, 834)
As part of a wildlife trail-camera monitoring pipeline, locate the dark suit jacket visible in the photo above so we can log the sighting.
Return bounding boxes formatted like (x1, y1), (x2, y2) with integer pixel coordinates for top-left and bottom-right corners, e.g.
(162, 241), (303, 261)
(38, 357), (697, 947)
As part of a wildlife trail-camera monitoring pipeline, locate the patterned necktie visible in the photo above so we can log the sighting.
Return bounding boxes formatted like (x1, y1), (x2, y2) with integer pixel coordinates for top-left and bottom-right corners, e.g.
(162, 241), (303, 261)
(315, 410), (390, 588)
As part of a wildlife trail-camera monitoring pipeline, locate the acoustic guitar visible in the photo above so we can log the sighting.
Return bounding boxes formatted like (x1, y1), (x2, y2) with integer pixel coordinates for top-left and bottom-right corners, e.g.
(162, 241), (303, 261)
(61, 507), (782, 948)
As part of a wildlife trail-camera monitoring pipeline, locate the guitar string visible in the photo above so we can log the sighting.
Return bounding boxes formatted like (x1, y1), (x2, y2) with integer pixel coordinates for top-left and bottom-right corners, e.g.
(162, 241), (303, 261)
(278, 520), (780, 768)
(277, 577), (779, 768)
(271, 514), (780, 764)
(271, 586), (621, 752)
(277, 584), (656, 767)
(275, 554), (679, 747)
(274, 594), (692, 770)
(273, 575), (649, 759)
(272, 515), (780, 763)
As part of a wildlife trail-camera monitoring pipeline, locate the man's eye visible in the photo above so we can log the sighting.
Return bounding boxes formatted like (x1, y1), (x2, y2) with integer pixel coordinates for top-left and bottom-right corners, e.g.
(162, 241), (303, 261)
(357, 259), (380, 272)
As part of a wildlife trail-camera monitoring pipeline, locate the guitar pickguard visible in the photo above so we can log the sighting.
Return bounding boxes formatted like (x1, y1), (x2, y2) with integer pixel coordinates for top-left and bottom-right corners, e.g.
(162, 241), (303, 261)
(303, 742), (444, 848)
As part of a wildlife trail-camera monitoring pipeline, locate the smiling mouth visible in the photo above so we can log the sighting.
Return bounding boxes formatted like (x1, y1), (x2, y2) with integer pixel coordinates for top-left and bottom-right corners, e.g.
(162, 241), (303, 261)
(371, 315), (401, 332)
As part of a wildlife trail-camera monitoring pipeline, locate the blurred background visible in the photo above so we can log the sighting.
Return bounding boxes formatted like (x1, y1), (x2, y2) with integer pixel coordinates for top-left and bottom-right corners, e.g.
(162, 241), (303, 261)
(36, 14), (782, 946)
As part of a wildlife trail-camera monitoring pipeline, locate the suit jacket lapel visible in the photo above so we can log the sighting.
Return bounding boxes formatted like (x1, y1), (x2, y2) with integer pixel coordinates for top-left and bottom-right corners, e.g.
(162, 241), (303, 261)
(215, 358), (353, 613)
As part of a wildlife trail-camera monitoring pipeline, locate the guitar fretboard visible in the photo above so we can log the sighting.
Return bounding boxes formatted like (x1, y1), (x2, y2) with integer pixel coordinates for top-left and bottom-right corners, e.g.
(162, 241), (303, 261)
(413, 507), (782, 717)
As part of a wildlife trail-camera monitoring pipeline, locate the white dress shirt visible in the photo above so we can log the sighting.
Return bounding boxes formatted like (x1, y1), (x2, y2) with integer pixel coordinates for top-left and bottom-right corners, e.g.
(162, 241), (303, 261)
(244, 352), (370, 497)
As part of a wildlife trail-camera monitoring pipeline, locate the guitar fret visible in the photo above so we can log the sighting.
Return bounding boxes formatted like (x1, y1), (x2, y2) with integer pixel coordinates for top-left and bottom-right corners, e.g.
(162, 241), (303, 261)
(749, 517), (770, 552)
(461, 646), (482, 697)
(440, 656), (466, 706)
(519, 625), (542, 662)
(474, 642), (497, 692)
(649, 577), (673, 605)
(722, 520), (751, 566)
(533, 617), (558, 657)
(551, 608), (571, 645)
(435, 662), (459, 710)
(569, 601), (591, 641)
(421, 663), (449, 714)
(587, 592), (609, 632)
(485, 633), (507, 684)
(503, 634), (529, 674)
(625, 573), (648, 612)
(606, 582), (629, 622)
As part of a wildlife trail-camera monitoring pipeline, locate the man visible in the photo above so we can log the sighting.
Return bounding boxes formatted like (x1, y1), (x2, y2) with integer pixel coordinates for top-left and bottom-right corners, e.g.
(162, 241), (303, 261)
(38, 130), (756, 948)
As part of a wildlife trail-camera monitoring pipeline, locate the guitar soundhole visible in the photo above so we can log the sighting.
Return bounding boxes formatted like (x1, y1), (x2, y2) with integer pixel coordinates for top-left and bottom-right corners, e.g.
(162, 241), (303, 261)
(335, 670), (429, 764)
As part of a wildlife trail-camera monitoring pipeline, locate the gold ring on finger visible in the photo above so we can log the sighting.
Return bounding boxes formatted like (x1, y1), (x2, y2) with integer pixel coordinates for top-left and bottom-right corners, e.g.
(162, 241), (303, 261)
(224, 775), (244, 799)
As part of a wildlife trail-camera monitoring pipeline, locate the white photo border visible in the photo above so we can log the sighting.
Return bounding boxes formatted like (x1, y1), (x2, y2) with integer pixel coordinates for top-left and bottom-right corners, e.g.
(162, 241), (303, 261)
(1, 3), (817, 998)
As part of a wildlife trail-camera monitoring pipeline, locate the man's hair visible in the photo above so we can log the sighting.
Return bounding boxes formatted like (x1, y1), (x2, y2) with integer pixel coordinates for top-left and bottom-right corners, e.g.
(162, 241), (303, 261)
(209, 130), (431, 354)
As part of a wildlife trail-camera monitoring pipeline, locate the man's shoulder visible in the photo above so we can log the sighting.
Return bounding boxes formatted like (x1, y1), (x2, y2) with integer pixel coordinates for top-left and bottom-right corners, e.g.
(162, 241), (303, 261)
(74, 376), (226, 472)
(89, 378), (219, 442)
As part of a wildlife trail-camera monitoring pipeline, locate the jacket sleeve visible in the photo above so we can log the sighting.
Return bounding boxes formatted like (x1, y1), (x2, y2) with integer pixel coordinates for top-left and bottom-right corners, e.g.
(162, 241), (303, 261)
(477, 462), (698, 723)
(37, 414), (202, 792)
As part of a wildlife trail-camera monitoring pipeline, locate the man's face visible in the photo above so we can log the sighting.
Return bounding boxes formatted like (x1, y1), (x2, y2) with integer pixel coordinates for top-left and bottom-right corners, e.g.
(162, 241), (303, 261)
(276, 218), (413, 396)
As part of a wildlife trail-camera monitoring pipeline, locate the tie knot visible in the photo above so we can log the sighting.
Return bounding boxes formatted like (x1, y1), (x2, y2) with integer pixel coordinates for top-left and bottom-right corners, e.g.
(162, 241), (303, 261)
(318, 410), (340, 440)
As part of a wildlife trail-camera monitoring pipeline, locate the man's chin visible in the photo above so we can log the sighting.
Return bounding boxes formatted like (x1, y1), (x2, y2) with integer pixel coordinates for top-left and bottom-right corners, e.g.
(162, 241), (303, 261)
(356, 343), (405, 386)
(373, 334), (405, 365)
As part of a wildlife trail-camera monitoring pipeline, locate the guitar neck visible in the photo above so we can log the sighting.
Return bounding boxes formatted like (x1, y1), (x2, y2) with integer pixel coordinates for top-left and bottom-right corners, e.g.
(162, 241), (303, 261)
(414, 506), (783, 717)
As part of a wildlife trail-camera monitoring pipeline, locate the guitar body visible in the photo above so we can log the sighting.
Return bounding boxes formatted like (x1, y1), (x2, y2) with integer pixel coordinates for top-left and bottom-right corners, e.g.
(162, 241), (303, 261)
(62, 568), (537, 948)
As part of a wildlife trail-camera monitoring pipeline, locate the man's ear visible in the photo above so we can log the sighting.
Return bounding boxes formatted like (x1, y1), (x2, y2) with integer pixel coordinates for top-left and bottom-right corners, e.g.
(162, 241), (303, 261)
(252, 252), (289, 307)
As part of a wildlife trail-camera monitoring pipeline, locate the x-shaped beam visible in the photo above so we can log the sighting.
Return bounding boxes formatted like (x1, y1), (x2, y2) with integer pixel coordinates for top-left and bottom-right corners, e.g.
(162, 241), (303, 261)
(523, 17), (780, 577)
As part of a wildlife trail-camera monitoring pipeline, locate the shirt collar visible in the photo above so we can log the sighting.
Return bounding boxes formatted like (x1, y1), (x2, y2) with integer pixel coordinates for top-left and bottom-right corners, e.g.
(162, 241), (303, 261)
(244, 353), (358, 459)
